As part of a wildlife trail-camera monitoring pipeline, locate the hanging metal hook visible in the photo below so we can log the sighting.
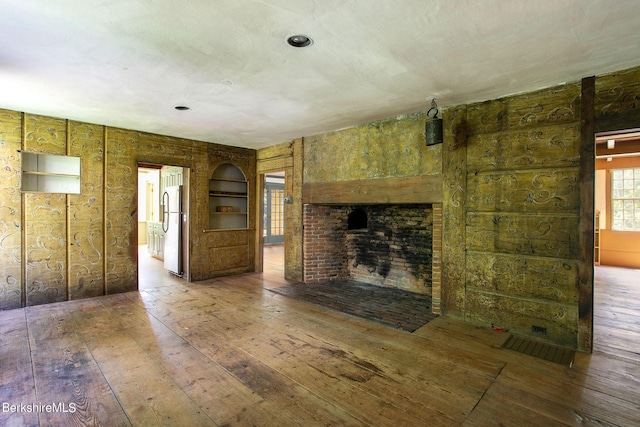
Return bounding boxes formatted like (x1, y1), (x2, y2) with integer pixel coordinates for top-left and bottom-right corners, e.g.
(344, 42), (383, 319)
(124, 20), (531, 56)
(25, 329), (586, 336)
(426, 98), (439, 119)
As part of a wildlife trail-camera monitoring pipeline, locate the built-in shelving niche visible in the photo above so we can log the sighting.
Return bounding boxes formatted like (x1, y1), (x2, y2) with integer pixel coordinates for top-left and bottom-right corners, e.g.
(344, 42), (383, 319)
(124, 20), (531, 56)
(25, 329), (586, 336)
(208, 163), (248, 230)
(21, 152), (81, 194)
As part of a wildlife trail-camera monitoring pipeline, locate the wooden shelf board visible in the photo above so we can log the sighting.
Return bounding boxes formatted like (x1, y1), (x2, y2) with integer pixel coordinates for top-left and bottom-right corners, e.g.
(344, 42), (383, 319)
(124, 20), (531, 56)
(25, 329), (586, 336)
(23, 171), (80, 178)
(209, 192), (248, 198)
(210, 178), (248, 184)
(209, 212), (248, 215)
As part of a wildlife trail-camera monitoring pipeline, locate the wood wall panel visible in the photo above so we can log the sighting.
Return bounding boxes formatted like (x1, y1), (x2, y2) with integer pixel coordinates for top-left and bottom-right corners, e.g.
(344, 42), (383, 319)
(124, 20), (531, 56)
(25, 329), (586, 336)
(466, 83), (580, 134)
(207, 230), (251, 248)
(24, 115), (67, 153)
(23, 115), (68, 306)
(139, 133), (196, 165)
(24, 194), (68, 305)
(595, 66), (640, 131)
(68, 122), (105, 299)
(304, 111), (441, 184)
(465, 251), (579, 304)
(209, 246), (250, 273)
(463, 82), (582, 346)
(105, 129), (138, 294)
(466, 124), (580, 172)
(0, 109), (22, 309)
(204, 231), (252, 274)
(189, 150), (214, 281)
(441, 105), (468, 318)
(466, 168), (579, 213)
(464, 289), (578, 348)
(466, 212), (580, 259)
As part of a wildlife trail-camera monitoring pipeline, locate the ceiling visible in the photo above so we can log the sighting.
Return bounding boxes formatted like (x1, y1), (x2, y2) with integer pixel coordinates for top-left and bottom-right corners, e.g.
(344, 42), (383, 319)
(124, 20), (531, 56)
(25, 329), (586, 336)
(2, 0), (640, 149)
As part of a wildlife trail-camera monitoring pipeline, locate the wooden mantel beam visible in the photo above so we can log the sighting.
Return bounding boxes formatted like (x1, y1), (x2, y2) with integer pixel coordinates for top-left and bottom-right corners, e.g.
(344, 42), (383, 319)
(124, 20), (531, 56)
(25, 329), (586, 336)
(302, 175), (443, 205)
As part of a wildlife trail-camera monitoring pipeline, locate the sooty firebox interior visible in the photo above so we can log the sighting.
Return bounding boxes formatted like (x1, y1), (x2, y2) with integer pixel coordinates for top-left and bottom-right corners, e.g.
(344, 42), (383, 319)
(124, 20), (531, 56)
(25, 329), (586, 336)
(348, 208), (368, 230)
(303, 204), (434, 295)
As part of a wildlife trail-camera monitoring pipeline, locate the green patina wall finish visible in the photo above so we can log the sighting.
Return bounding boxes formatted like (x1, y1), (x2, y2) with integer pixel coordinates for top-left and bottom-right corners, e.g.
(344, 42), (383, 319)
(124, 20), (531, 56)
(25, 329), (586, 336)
(0, 111), (255, 309)
(304, 111), (442, 183)
(445, 83), (583, 348)
(303, 65), (640, 350)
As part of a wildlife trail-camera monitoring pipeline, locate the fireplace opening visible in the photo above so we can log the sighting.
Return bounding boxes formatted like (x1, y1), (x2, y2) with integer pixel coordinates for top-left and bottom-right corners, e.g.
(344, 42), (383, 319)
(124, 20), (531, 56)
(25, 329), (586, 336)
(348, 208), (368, 230)
(303, 204), (434, 295)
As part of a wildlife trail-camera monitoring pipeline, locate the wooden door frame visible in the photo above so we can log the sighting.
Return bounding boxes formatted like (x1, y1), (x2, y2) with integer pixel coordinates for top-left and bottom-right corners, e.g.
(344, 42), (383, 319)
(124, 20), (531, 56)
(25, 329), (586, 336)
(136, 163), (190, 282)
(256, 169), (287, 273)
(264, 180), (285, 244)
(255, 139), (303, 282)
(579, 77), (595, 353)
(582, 71), (640, 352)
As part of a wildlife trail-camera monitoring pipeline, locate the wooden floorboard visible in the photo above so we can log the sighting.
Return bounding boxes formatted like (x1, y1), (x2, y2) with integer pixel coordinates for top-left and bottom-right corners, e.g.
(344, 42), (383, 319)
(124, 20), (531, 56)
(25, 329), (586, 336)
(0, 309), (39, 427)
(1, 254), (639, 426)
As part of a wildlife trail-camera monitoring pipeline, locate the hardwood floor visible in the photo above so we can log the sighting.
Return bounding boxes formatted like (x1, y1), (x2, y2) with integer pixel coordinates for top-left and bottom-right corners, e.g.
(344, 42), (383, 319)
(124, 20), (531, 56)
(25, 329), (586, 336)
(138, 245), (187, 290)
(1, 263), (638, 426)
(262, 243), (285, 281)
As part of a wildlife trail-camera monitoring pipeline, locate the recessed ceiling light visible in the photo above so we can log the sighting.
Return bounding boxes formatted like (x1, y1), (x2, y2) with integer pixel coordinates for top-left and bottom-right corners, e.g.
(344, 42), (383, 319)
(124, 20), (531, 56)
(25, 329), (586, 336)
(174, 105), (190, 111)
(287, 34), (313, 48)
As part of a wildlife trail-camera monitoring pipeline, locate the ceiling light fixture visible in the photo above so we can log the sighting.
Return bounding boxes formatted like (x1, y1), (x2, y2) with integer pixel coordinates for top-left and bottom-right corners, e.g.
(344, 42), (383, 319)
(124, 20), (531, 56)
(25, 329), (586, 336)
(174, 105), (190, 111)
(287, 34), (313, 48)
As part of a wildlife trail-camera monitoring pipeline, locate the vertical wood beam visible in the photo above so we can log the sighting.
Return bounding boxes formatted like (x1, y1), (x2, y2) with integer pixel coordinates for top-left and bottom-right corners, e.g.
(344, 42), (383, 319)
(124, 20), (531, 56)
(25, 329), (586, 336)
(289, 137), (304, 282)
(20, 113), (26, 308)
(579, 76), (595, 353)
(441, 106), (468, 318)
(65, 119), (71, 301)
(102, 126), (108, 296)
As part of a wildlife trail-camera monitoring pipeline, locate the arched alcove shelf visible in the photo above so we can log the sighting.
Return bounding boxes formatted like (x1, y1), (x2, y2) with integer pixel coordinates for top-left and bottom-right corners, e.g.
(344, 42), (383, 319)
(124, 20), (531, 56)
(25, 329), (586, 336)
(208, 163), (248, 230)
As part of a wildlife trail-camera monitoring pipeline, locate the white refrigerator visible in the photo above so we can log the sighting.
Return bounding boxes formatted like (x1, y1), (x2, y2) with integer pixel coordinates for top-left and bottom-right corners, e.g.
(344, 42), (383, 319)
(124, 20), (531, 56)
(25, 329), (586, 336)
(162, 185), (183, 276)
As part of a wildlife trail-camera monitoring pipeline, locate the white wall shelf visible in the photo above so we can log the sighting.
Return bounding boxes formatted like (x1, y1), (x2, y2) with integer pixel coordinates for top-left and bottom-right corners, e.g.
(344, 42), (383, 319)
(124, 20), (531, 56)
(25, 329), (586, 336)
(208, 164), (248, 230)
(21, 152), (81, 194)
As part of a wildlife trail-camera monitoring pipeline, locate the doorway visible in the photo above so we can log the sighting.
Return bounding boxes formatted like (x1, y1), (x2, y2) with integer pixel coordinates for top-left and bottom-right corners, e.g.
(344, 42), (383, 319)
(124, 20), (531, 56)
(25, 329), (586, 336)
(262, 171), (285, 277)
(593, 129), (640, 352)
(265, 179), (285, 244)
(594, 130), (640, 267)
(137, 164), (190, 289)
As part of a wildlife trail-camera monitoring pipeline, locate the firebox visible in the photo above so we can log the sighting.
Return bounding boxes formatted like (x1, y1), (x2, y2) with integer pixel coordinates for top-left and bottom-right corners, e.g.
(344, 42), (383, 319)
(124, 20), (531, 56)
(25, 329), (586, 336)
(303, 204), (434, 295)
(347, 208), (368, 230)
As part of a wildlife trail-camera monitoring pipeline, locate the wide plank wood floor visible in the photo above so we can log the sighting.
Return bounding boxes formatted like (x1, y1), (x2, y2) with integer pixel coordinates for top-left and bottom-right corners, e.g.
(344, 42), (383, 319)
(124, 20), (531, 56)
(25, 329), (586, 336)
(1, 258), (639, 426)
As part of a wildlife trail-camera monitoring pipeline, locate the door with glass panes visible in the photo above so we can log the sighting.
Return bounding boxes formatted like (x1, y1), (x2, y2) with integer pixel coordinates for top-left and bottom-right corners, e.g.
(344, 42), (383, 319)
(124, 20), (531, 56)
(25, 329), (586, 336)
(264, 182), (284, 244)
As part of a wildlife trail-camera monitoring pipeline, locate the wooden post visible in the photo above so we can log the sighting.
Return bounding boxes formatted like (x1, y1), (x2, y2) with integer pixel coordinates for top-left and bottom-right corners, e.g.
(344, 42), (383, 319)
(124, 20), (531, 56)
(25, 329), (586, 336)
(578, 76), (595, 353)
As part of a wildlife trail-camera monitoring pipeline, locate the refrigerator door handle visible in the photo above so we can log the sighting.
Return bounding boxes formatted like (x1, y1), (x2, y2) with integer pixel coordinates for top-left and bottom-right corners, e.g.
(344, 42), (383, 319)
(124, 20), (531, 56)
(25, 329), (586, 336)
(162, 191), (169, 233)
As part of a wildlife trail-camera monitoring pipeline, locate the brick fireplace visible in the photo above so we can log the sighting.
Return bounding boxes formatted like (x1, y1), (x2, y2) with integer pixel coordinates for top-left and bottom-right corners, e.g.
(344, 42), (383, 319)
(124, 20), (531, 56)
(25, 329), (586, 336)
(303, 204), (441, 298)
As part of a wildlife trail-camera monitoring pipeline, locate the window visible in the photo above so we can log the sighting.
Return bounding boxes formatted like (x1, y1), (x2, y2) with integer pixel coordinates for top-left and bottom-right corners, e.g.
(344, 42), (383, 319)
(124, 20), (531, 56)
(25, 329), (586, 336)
(611, 168), (640, 231)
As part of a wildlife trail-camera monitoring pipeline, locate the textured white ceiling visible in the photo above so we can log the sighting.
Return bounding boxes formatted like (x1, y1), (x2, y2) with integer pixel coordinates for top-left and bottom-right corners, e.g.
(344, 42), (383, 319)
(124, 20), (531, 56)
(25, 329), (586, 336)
(1, 0), (640, 148)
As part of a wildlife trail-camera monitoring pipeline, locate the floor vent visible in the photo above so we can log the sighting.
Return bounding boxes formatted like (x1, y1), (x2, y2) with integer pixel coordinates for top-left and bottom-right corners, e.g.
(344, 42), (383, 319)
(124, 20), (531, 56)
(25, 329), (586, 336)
(502, 335), (575, 366)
